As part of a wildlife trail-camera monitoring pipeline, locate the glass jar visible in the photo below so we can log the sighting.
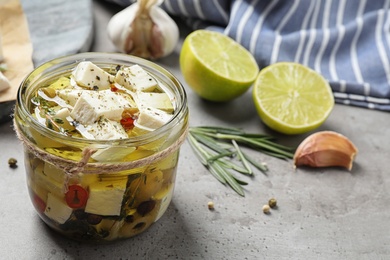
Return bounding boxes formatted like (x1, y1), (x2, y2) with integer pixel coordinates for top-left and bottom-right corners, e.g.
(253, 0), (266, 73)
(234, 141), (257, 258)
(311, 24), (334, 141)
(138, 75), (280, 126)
(14, 53), (189, 242)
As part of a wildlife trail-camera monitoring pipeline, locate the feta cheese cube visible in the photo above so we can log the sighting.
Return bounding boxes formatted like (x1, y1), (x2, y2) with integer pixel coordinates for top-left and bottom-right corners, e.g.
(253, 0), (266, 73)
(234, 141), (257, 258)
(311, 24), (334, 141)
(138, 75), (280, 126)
(135, 92), (174, 112)
(85, 117), (128, 140)
(44, 193), (73, 224)
(34, 164), (64, 199)
(115, 65), (158, 92)
(72, 61), (114, 90)
(114, 91), (137, 108)
(85, 180), (127, 216)
(91, 146), (136, 162)
(135, 107), (173, 131)
(43, 162), (66, 184)
(56, 89), (84, 106)
(79, 173), (99, 187)
(70, 90), (129, 125)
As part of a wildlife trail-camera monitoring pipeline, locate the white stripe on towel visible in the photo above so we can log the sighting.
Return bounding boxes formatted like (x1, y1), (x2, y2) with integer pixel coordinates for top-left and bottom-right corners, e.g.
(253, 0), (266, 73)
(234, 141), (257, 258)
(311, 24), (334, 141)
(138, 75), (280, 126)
(294, 0), (315, 63)
(193, 0), (206, 20)
(224, 0), (241, 36)
(314, 0), (332, 73)
(329, 0), (347, 81)
(236, 0), (259, 44)
(212, 0), (229, 24)
(302, 1), (321, 66)
(178, 0), (189, 16)
(350, 0), (366, 84)
(384, 0), (390, 60)
(270, 0), (300, 64)
(163, 0), (174, 13)
(249, 0), (279, 55)
(375, 8), (390, 87)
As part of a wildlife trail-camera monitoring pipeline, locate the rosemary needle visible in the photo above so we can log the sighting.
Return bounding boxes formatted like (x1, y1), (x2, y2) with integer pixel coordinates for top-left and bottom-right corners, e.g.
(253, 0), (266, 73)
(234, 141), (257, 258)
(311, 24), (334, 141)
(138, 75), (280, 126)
(207, 151), (236, 163)
(188, 126), (295, 196)
(232, 140), (253, 175)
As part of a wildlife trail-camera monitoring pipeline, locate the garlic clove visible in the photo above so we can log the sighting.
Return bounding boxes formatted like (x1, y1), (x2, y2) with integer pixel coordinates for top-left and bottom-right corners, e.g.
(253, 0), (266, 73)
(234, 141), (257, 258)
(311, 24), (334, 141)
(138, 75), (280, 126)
(293, 131), (358, 170)
(107, 0), (179, 60)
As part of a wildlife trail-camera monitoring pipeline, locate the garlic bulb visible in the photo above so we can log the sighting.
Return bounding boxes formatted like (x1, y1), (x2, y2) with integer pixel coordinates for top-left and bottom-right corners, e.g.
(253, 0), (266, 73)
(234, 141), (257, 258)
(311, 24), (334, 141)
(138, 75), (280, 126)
(107, 0), (179, 59)
(293, 131), (358, 170)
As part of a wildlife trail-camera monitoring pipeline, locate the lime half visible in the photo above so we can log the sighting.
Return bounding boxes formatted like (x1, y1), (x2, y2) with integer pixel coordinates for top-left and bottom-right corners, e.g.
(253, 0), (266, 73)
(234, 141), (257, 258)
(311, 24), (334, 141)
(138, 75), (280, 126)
(180, 30), (259, 102)
(253, 62), (334, 134)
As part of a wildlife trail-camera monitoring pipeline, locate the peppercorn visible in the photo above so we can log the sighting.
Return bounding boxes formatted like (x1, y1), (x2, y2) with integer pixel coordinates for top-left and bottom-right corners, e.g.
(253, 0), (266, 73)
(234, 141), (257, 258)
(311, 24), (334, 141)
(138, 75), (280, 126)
(8, 158), (17, 168)
(262, 204), (270, 214)
(268, 198), (277, 209)
(137, 200), (156, 216)
(86, 214), (103, 225)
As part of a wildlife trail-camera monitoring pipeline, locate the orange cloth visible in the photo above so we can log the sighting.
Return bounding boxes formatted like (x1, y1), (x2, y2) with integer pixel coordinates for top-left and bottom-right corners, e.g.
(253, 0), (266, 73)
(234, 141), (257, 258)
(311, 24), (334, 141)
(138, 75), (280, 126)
(0, 0), (33, 102)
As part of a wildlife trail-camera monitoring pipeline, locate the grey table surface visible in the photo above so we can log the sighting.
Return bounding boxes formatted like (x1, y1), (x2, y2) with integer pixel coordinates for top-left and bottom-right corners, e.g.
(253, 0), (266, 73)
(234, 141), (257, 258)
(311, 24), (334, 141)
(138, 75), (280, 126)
(1, 0), (390, 259)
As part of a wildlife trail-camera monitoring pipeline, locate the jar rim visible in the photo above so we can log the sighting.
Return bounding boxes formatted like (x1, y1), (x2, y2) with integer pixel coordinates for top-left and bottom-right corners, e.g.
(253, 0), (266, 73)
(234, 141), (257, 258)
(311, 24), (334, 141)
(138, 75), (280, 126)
(16, 52), (188, 147)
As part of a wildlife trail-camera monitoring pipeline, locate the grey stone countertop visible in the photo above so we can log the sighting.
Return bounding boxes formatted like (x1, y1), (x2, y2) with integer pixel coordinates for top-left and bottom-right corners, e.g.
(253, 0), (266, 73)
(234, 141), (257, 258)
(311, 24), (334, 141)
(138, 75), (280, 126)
(1, 0), (389, 259)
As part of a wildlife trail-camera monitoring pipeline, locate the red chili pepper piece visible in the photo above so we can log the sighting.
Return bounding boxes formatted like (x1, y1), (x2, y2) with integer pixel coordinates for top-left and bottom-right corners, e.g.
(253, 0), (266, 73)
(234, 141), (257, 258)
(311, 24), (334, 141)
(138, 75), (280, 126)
(120, 117), (135, 130)
(33, 193), (46, 213)
(65, 185), (89, 208)
(110, 84), (119, 92)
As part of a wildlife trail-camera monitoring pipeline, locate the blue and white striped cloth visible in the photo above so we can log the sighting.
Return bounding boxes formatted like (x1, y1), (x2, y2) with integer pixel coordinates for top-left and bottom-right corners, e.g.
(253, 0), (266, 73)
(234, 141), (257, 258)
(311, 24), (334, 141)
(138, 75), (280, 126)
(107, 0), (390, 111)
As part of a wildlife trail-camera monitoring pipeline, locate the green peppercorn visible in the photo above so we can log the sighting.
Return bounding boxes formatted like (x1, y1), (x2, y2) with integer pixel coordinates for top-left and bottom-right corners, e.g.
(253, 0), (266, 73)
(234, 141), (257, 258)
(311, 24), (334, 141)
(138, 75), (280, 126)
(8, 158), (17, 168)
(268, 198), (277, 208)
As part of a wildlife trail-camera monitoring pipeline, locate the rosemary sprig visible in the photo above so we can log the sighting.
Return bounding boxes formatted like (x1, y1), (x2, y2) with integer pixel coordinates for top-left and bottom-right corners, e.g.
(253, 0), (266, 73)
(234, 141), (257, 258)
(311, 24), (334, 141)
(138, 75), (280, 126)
(188, 126), (295, 196)
(190, 127), (294, 158)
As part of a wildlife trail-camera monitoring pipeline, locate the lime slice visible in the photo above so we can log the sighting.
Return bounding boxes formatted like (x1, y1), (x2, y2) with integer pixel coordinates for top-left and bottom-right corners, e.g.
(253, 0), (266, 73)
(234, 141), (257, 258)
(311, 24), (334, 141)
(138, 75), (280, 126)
(252, 62), (334, 135)
(180, 30), (259, 102)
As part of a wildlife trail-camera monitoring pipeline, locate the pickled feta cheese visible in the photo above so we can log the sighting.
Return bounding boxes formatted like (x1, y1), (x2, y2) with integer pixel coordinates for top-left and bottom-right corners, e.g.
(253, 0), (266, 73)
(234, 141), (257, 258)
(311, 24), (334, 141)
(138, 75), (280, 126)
(135, 92), (174, 112)
(85, 180), (127, 216)
(32, 163), (64, 199)
(44, 193), (73, 224)
(135, 107), (173, 131)
(72, 61), (114, 90)
(43, 162), (66, 184)
(85, 117), (128, 140)
(91, 146), (136, 162)
(115, 65), (158, 92)
(56, 89), (84, 107)
(70, 90), (131, 125)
